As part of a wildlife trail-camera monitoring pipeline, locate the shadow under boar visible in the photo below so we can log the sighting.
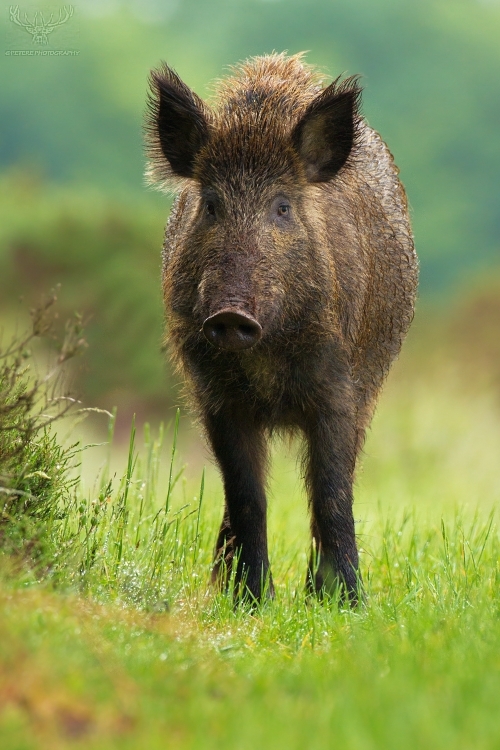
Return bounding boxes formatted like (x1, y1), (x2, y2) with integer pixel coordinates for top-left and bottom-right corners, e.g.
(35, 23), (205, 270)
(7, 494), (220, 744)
(145, 53), (418, 604)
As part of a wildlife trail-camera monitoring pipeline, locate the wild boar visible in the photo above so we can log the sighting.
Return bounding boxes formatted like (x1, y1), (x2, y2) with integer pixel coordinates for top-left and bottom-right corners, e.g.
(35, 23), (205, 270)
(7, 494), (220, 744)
(145, 53), (418, 604)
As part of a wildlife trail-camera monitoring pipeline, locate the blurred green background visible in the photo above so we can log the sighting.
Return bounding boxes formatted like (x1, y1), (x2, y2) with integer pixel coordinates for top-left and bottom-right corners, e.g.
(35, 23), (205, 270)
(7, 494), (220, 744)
(1, 0), (499, 427)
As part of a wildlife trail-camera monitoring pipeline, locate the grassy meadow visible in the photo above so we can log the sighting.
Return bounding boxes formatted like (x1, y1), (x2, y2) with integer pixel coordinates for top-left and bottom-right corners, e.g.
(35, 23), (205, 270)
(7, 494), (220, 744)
(1, 299), (500, 750)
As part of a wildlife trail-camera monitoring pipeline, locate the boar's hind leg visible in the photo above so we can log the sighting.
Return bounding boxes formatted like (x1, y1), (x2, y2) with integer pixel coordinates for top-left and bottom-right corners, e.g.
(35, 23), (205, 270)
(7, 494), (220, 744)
(305, 408), (361, 605)
(211, 504), (234, 585)
(205, 408), (273, 603)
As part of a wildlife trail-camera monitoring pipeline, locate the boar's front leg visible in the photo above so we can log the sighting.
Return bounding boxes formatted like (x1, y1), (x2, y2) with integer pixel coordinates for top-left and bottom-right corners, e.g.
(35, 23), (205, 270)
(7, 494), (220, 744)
(205, 407), (273, 603)
(304, 405), (361, 605)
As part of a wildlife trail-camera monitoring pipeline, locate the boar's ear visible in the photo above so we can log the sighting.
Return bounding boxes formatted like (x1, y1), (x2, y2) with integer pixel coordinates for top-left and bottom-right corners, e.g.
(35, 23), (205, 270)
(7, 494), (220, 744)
(145, 64), (210, 183)
(292, 76), (362, 182)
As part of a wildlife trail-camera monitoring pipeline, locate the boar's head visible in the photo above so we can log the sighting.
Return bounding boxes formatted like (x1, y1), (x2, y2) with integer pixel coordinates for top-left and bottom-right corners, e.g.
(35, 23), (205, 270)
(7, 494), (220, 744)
(146, 54), (361, 353)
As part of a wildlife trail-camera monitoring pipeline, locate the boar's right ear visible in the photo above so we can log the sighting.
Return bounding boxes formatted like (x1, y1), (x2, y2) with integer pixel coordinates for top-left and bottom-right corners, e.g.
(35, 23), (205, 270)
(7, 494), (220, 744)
(145, 64), (210, 185)
(292, 76), (362, 183)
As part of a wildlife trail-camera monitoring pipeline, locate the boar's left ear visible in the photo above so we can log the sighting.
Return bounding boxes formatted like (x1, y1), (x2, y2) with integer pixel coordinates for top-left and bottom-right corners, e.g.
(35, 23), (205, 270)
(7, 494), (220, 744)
(292, 76), (362, 183)
(145, 64), (210, 187)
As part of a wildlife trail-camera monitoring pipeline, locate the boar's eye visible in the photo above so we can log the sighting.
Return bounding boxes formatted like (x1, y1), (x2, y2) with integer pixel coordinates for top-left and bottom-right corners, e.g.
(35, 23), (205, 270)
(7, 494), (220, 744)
(277, 204), (290, 218)
(206, 201), (216, 218)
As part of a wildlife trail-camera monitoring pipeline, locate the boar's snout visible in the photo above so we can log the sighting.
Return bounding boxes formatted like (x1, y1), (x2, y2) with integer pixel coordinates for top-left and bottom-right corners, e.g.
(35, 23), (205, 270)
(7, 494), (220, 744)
(203, 309), (262, 351)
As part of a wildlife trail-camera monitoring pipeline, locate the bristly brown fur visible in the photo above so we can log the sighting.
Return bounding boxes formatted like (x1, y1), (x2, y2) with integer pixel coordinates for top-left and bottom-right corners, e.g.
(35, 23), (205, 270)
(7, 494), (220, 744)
(145, 52), (362, 192)
(145, 52), (418, 606)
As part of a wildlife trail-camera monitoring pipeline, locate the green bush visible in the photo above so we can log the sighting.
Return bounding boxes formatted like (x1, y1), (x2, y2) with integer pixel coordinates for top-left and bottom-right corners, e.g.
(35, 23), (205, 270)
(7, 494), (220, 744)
(0, 292), (85, 563)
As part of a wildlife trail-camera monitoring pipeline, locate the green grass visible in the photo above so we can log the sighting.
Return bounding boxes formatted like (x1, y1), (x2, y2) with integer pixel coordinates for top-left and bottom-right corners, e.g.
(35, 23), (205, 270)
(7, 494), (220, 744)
(1, 330), (500, 749)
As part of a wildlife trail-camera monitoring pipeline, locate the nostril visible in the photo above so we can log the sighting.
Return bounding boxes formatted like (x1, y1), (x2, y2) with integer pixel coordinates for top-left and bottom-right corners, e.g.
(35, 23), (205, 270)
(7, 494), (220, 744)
(203, 309), (262, 351)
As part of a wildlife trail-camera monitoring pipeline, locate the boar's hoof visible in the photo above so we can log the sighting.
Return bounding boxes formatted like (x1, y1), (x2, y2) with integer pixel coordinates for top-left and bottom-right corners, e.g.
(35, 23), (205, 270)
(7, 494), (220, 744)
(203, 309), (262, 351)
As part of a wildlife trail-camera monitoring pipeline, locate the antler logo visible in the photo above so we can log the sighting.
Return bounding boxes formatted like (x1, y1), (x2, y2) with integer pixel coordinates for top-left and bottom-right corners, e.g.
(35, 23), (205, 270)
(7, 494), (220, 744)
(9, 5), (74, 46)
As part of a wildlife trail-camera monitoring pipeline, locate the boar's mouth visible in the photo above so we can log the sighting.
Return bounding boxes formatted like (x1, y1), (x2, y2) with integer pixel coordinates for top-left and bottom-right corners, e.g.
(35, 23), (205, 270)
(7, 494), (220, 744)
(203, 308), (262, 351)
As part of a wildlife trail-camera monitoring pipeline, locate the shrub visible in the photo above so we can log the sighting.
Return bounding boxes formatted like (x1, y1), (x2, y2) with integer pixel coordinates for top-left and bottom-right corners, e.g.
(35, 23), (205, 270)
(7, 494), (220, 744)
(0, 291), (86, 563)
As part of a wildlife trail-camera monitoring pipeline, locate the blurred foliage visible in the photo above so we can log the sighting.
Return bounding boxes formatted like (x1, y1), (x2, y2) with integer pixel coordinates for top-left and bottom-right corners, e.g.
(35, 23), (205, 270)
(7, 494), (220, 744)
(1, 0), (499, 289)
(399, 272), (500, 402)
(0, 0), (499, 415)
(0, 171), (175, 415)
(447, 277), (500, 399)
